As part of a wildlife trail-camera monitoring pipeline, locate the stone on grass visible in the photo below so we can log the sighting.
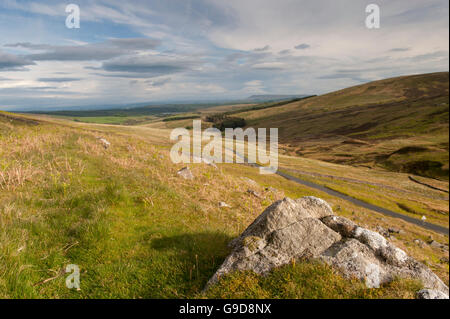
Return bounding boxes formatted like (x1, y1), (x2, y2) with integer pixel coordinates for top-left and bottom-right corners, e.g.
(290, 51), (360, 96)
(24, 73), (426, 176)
(429, 240), (449, 251)
(219, 202), (230, 208)
(247, 189), (261, 199)
(98, 138), (111, 149)
(205, 196), (449, 297)
(177, 167), (194, 180)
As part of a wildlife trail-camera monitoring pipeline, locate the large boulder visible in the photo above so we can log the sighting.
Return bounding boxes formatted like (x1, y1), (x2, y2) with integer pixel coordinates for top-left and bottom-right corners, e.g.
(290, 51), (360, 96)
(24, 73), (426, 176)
(206, 197), (340, 288)
(417, 289), (449, 299)
(205, 197), (449, 298)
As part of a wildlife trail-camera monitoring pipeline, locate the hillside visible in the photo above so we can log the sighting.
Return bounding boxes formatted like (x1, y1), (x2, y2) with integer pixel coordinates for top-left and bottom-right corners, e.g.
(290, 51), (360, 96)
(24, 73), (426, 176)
(0, 111), (448, 298)
(230, 72), (449, 180)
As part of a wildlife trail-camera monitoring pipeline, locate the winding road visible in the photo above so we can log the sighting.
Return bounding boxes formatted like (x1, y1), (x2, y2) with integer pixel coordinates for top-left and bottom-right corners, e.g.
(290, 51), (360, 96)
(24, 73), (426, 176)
(190, 138), (449, 235)
(274, 168), (449, 235)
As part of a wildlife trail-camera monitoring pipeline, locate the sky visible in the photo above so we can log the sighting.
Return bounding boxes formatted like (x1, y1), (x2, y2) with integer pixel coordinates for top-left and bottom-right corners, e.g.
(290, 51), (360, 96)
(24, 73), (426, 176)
(0, 0), (448, 110)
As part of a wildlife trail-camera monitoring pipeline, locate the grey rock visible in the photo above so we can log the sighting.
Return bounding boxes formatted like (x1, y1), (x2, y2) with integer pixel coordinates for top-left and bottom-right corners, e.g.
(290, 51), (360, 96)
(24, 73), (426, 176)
(98, 138), (111, 149)
(247, 189), (262, 198)
(205, 196), (450, 296)
(177, 167), (194, 180)
(429, 240), (449, 251)
(388, 227), (400, 234)
(413, 239), (426, 247)
(417, 289), (449, 299)
(388, 227), (405, 235)
(321, 239), (387, 288)
(206, 197), (339, 288)
(325, 226), (448, 293)
(375, 225), (389, 237)
(218, 201), (231, 208)
(322, 215), (357, 237)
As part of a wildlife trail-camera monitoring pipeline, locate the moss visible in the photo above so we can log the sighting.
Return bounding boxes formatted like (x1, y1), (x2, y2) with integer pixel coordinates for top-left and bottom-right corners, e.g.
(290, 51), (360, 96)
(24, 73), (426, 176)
(203, 261), (423, 299)
(243, 236), (263, 252)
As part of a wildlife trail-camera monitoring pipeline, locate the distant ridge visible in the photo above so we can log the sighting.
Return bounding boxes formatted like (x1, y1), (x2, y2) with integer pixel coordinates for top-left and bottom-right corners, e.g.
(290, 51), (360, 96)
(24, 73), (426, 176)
(246, 94), (309, 102)
(231, 72), (450, 180)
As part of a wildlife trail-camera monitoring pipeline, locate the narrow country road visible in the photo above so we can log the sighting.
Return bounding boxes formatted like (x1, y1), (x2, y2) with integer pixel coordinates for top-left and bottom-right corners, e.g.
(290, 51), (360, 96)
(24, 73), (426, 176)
(274, 168), (449, 235)
(187, 139), (449, 235)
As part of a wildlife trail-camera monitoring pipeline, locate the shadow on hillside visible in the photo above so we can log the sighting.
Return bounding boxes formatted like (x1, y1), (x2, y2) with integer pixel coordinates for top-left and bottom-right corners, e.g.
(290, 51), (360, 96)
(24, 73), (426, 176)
(148, 231), (234, 297)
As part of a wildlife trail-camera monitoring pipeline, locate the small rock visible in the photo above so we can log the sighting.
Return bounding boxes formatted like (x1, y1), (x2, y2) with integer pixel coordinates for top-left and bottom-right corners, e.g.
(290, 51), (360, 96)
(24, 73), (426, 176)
(218, 202), (230, 208)
(98, 138), (111, 149)
(388, 227), (405, 235)
(177, 167), (194, 180)
(413, 239), (426, 247)
(417, 289), (449, 299)
(206, 197), (340, 289)
(429, 240), (449, 251)
(375, 225), (389, 237)
(247, 189), (261, 198)
(440, 257), (449, 264)
(265, 187), (278, 193)
(388, 227), (401, 234)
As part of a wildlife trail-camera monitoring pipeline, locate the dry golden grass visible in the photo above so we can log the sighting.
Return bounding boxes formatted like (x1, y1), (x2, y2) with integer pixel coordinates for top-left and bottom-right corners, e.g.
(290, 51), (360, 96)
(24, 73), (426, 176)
(0, 111), (447, 298)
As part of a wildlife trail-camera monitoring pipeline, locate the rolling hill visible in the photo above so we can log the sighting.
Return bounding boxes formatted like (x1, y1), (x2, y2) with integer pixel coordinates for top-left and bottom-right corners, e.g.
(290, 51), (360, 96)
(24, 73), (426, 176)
(1, 110), (448, 298)
(229, 72), (449, 180)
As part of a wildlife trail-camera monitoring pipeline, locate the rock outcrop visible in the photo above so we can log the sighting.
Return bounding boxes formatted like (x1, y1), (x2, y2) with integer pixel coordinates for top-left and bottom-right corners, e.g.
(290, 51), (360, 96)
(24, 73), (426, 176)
(205, 197), (449, 298)
(417, 289), (449, 299)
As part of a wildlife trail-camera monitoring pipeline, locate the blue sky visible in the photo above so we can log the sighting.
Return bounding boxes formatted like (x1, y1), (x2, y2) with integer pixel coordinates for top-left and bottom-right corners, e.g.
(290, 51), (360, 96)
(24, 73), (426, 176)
(0, 0), (448, 110)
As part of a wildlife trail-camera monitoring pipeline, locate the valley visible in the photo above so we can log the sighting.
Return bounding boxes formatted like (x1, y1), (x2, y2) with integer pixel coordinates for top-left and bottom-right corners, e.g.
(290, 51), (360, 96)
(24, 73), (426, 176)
(1, 72), (448, 299)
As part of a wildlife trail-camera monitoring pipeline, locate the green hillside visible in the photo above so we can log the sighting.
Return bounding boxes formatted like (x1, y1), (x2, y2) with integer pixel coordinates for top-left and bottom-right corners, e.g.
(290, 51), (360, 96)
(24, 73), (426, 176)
(1, 111), (448, 298)
(232, 72), (449, 180)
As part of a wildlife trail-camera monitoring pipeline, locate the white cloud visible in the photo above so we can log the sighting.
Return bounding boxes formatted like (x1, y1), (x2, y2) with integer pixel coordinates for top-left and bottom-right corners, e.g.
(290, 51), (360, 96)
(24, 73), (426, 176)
(0, 0), (448, 109)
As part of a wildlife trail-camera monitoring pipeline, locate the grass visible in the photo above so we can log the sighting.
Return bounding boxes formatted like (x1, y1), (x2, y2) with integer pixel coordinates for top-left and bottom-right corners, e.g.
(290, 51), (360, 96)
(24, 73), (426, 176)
(223, 72), (449, 180)
(0, 112), (281, 298)
(279, 168), (448, 227)
(71, 115), (156, 125)
(203, 261), (423, 299)
(0, 110), (448, 299)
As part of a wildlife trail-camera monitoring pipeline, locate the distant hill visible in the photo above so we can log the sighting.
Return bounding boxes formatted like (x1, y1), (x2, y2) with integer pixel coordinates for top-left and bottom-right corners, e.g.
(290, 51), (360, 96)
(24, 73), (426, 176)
(233, 72), (449, 180)
(246, 94), (310, 102)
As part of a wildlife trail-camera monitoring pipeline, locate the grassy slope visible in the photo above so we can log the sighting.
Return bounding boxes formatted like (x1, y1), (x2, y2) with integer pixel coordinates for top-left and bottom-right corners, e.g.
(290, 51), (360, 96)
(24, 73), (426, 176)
(231, 72), (449, 180)
(0, 111), (448, 299)
(276, 154), (449, 228)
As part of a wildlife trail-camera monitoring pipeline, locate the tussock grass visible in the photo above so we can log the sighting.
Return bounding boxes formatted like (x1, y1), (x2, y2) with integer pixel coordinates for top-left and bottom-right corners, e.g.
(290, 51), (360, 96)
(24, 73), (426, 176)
(0, 112), (447, 298)
(203, 261), (423, 299)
